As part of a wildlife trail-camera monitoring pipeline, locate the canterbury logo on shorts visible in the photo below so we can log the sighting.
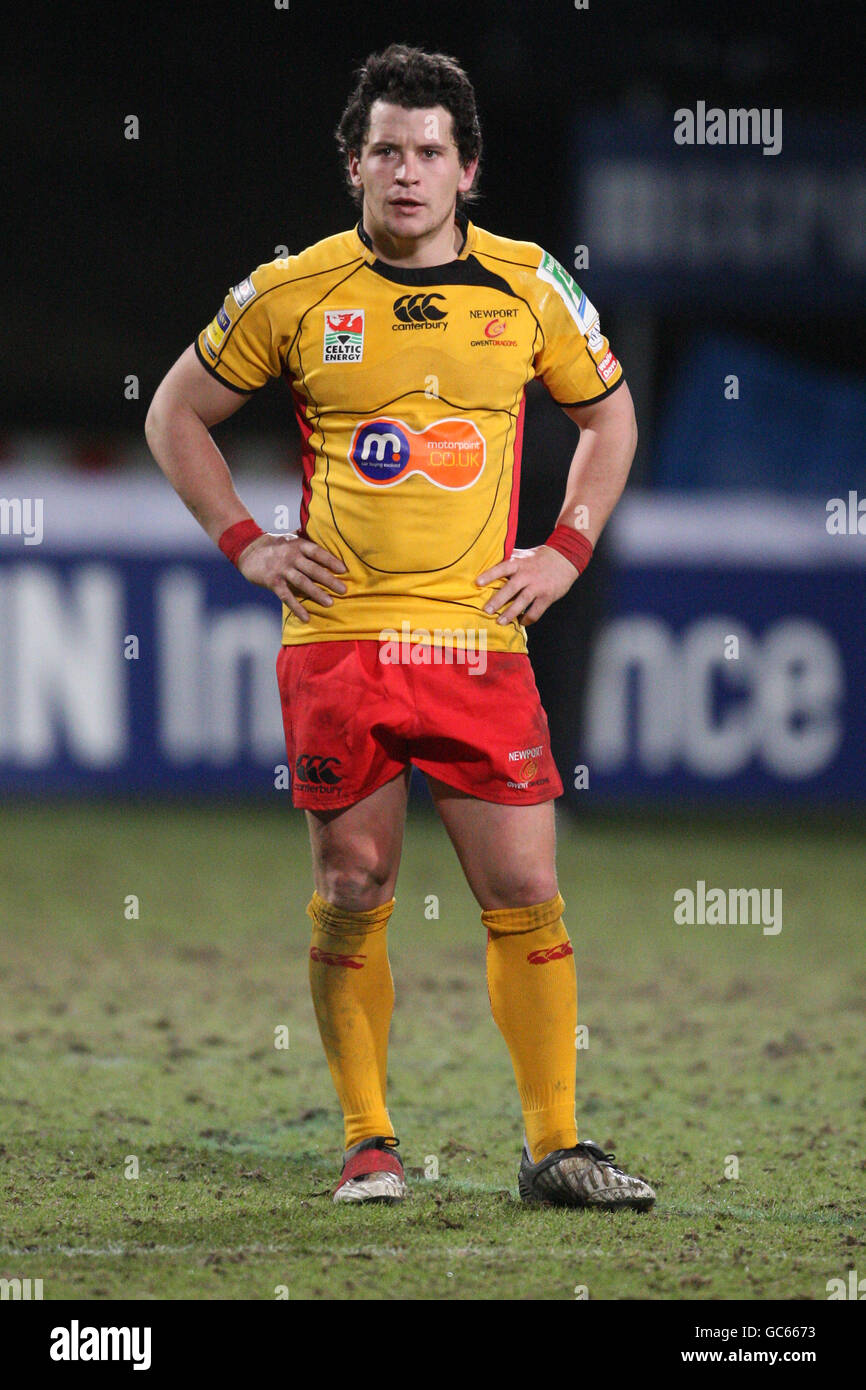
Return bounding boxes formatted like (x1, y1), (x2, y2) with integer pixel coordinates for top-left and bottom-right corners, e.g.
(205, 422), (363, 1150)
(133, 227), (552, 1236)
(526, 943), (574, 965)
(295, 754), (343, 785)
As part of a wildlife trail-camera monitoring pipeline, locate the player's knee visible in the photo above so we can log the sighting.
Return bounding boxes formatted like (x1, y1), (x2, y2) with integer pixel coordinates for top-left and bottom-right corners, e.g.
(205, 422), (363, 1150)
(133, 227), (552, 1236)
(484, 874), (560, 912)
(316, 862), (395, 914)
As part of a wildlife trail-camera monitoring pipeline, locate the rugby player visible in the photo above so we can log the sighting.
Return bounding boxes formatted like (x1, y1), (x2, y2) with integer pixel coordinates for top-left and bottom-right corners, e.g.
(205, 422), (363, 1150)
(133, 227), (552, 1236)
(145, 44), (655, 1212)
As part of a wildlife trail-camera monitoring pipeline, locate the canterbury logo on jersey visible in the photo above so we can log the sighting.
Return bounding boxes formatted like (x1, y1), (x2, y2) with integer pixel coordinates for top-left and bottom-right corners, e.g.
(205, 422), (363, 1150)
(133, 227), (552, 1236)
(309, 946), (367, 969)
(526, 943), (574, 965)
(392, 293), (448, 329)
(349, 417), (485, 489)
(295, 754), (343, 785)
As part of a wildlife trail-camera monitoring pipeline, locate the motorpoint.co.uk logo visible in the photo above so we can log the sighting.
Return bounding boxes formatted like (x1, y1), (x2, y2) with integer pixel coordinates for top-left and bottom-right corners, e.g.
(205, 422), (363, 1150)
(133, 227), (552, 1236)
(349, 418), (486, 490)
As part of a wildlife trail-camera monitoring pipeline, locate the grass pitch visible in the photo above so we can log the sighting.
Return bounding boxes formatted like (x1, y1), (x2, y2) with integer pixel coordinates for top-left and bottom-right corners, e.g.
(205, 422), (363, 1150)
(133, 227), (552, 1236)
(1, 801), (864, 1301)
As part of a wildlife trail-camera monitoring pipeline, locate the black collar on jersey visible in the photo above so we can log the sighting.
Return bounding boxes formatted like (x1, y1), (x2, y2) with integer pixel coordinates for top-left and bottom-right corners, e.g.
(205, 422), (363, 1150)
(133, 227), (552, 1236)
(355, 209), (515, 295)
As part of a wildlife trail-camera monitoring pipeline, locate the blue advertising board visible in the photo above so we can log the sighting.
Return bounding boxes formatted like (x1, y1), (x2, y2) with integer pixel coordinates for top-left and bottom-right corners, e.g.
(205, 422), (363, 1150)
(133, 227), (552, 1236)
(577, 495), (866, 805)
(0, 471), (292, 796)
(2, 476), (864, 804)
(574, 112), (866, 309)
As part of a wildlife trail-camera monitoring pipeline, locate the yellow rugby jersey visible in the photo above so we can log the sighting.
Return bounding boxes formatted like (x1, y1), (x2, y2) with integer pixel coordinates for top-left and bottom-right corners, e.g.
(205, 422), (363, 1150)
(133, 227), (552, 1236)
(195, 212), (624, 652)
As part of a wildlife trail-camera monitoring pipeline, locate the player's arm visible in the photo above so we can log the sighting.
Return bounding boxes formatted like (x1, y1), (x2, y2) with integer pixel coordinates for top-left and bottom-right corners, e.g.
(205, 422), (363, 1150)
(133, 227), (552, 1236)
(144, 345), (346, 622)
(477, 380), (637, 626)
(556, 378), (638, 545)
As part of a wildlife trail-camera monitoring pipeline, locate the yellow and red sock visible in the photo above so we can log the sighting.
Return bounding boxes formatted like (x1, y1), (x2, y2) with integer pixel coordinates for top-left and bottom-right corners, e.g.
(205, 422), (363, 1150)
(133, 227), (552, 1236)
(307, 891), (396, 1151)
(483, 892), (578, 1163)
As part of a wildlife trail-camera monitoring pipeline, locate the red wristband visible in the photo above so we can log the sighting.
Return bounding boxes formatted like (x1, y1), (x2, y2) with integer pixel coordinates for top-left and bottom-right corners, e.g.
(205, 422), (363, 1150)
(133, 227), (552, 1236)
(218, 518), (265, 567)
(544, 524), (594, 574)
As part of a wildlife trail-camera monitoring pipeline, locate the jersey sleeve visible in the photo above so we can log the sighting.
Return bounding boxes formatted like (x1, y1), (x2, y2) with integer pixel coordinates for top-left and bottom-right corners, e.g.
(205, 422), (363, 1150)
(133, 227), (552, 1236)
(194, 264), (289, 394)
(530, 249), (623, 406)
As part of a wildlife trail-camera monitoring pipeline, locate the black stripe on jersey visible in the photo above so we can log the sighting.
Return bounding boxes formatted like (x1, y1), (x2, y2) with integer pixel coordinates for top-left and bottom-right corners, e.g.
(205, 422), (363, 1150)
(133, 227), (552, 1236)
(470, 249), (546, 355)
(357, 220), (547, 346)
(194, 339), (256, 394)
(473, 249), (540, 273)
(474, 248), (622, 405)
(314, 385), (523, 421)
(554, 373), (626, 410)
(471, 243), (558, 285)
(210, 254), (367, 374)
(365, 253), (518, 295)
(285, 260), (371, 372)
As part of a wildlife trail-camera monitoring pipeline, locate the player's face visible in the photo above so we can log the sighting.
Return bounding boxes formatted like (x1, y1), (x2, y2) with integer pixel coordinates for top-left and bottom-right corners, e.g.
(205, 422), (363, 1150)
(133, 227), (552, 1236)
(350, 101), (477, 256)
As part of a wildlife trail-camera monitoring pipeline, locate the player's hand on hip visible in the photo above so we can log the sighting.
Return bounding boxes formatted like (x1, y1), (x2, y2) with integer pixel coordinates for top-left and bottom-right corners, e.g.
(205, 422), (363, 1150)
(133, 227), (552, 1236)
(237, 532), (347, 623)
(476, 545), (579, 626)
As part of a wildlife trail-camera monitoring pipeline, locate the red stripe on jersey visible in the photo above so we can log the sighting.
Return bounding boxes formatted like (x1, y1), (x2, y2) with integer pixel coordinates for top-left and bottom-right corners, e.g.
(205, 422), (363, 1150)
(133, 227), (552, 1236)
(291, 384), (316, 536)
(503, 392), (526, 560)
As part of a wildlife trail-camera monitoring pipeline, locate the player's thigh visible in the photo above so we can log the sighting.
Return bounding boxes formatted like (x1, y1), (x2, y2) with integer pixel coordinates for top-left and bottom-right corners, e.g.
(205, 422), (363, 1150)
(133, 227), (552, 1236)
(306, 769), (411, 911)
(427, 775), (558, 910)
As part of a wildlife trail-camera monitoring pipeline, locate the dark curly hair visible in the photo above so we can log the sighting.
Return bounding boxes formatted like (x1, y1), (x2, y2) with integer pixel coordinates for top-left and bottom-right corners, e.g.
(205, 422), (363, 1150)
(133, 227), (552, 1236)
(336, 44), (482, 209)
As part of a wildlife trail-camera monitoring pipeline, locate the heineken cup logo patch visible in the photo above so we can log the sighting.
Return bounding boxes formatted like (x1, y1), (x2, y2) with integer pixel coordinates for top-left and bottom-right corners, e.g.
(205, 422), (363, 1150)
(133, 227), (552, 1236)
(536, 251), (597, 336)
(324, 309), (365, 362)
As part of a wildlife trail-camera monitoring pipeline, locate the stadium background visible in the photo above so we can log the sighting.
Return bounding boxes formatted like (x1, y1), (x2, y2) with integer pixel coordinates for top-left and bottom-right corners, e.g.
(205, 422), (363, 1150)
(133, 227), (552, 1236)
(1, 0), (865, 1308)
